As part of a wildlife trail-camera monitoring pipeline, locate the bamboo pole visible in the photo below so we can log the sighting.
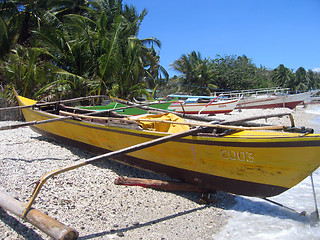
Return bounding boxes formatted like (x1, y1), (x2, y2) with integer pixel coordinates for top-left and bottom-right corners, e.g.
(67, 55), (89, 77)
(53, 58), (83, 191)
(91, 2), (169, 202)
(0, 106), (297, 133)
(59, 111), (137, 123)
(0, 95), (108, 112)
(0, 190), (78, 240)
(59, 111), (313, 133)
(224, 112), (295, 127)
(111, 98), (296, 125)
(20, 127), (203, 219)
(55, 111), (288, 131)
(0, 116), (74, 131)
(0, 126), (202, 239)
(134, 118), (286, 131)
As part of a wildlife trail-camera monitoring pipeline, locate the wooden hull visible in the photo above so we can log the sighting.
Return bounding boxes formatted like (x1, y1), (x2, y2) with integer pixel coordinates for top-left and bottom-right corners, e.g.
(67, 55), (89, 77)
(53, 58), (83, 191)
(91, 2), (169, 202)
(16, 95), (320, 197)
(169, 99), (239, 114)
(237, 91), (317, 109)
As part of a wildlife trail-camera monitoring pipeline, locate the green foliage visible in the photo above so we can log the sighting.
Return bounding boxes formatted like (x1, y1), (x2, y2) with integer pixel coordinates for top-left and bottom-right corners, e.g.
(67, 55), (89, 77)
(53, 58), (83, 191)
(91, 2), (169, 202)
(0, 45), (58, 99)
(170, 51), (213, 95)
(0, 0), (166, 100)
(170, 53), (273, 94)
(272, 64), (293, 88)
(0, 0), (319, 101)
(271, 65), (320, 91)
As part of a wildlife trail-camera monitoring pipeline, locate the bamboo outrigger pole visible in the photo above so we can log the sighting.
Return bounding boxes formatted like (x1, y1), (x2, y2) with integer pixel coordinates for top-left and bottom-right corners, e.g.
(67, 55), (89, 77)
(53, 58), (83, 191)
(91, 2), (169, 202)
(0, 191), (78, 240)
(0, 116), (73, 130)
(0, 110), (298, 132)
(21, 126), (203, 219)
(0, 127), (202, 239)
(111, 97), (297, 125)
(0, 95), (108, 112)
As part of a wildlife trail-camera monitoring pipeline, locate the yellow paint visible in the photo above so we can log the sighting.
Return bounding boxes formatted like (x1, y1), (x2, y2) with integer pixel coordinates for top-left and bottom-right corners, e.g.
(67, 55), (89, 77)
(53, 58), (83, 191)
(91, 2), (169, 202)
(16, 94), (320, 190)
(137, 113), (190, 133)
(17, 95), (37, 106)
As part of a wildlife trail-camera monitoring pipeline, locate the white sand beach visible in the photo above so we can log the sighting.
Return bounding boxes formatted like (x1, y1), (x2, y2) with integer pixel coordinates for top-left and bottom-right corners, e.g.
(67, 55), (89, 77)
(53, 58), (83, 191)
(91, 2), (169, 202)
(0, 105), (319, 240)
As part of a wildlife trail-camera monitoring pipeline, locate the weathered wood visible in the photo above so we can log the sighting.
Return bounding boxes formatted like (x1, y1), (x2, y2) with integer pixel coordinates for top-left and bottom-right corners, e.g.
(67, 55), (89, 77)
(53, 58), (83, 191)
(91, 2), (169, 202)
(0, 190), (78, 240)
(21, 126), (204, 218)
(135, 118), (286, 131)
(0, 116), (73, 131)
(223, 112), (295, 126)
(0, 94), (108, 112)
(114, 176), (210, 193)
(58, 110), (292, 132)
(111, 98), (297, 126)
(59, 110), (136, 123)
(2, 126), (204, 239)
(2, 105), (304, 133)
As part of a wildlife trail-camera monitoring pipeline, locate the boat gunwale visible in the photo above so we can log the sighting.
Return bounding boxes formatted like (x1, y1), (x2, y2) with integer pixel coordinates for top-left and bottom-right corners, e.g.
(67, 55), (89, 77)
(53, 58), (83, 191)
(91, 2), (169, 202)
(22, 106), (320, 148)
(170, 98), (239, 106)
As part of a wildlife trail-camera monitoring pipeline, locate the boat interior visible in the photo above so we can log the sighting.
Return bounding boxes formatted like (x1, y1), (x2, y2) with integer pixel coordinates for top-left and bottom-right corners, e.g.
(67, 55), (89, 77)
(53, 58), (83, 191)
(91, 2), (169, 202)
(33, 102), (239, 136)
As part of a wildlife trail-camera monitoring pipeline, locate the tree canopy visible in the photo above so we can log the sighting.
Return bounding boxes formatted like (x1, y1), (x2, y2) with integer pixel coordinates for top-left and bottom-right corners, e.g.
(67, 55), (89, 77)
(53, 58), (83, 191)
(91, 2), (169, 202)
(171, 53), (320, 95)
(0, 0), (319, 102)
(0, 0), (168, 100)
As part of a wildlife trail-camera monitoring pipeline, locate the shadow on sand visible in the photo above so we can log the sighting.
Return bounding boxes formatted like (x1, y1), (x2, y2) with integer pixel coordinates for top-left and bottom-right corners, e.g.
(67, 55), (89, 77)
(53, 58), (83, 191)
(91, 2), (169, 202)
(2, 134), (312, 239)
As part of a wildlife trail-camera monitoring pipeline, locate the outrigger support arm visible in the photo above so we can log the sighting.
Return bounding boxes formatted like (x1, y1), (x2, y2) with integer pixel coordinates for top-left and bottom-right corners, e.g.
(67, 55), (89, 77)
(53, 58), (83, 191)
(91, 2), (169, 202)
(112, 98), (298, 128)
(0, 94), (108, 112)
(262, 197), (306, 216)
(21, 126), (203, 219)
(310, 173), (319, 225)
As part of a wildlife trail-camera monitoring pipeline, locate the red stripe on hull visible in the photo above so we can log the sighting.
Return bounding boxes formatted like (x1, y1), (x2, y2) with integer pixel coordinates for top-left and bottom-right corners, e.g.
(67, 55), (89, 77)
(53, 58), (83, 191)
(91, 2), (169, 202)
(237, 101), (303, 110)
(175, 109), (233, 114)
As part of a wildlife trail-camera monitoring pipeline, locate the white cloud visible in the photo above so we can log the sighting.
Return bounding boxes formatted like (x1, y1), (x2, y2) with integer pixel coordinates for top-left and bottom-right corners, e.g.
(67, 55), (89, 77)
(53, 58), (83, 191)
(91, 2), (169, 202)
(313, 67), (320, 72)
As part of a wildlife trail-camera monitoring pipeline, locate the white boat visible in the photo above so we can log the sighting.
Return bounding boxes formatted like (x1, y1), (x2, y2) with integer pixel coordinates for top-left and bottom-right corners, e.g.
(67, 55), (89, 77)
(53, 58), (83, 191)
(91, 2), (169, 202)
(166, 94), (240, 114)
(236, 89), (320, 109)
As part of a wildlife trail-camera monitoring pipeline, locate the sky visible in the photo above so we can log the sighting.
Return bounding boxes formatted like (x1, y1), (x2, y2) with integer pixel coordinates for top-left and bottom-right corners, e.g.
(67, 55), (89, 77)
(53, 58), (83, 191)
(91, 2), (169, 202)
(123, 0), (320, 77)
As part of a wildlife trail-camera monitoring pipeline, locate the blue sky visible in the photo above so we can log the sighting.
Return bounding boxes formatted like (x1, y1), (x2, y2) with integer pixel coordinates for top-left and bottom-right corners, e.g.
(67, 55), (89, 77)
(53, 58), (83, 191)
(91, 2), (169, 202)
(123, 0), (320, 77)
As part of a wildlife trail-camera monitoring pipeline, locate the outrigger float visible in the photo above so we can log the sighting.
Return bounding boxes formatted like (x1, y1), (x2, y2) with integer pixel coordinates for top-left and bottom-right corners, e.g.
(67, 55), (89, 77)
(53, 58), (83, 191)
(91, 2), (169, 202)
(1, 91), (320, 239)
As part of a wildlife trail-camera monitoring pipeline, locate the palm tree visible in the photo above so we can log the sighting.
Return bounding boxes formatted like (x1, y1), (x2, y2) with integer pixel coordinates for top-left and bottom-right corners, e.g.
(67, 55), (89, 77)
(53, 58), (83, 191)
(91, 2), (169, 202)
(0, 45), (57, 98)
(1, 0), (167, 100)
(0, 0), (51, 46)
(170, 51), (212, 94)
(295, 67), (309, 90)
(307, 70), (320, 90)
(272, 64), (294, 88)
(32, 0), (165, 99)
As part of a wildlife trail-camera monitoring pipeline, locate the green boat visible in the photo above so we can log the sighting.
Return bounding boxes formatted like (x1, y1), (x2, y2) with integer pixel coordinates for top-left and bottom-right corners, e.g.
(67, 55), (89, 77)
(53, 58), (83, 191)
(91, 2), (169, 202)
(80, 101), (173, 115)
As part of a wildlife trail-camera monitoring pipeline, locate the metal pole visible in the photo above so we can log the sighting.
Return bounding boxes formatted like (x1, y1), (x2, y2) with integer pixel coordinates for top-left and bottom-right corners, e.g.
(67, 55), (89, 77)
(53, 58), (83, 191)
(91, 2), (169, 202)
(310, 173), (319, 225)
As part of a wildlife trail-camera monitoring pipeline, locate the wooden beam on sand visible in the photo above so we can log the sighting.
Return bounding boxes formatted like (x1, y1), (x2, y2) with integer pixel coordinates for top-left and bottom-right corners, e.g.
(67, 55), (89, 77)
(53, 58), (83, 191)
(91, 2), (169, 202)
(114, 176), (210, 193)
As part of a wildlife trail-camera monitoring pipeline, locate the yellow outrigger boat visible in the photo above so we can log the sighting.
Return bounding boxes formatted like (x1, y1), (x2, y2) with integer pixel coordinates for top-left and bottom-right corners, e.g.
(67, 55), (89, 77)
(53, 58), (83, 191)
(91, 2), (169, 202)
(1, 92), (320, 239)
(14, 93), (320, 198)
